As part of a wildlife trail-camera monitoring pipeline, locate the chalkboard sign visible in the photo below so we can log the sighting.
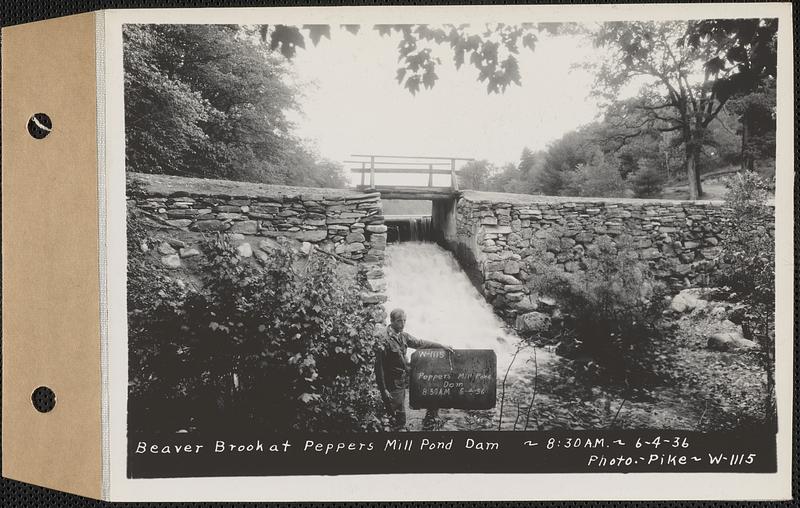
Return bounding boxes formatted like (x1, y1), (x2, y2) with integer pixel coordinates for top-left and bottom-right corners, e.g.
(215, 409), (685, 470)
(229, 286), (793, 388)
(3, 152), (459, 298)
(409, 349), (497, 409)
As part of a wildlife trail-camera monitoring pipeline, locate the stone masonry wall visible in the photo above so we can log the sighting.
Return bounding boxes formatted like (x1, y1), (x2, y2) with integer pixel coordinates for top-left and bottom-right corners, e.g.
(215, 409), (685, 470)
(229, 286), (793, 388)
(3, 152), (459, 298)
(127, 173), (388, 320)
(452, 190), (773, 324)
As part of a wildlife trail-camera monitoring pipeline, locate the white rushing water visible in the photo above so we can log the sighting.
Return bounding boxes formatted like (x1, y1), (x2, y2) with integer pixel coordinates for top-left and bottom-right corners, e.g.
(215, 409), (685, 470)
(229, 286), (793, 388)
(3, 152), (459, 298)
(383, 242), (521, 371)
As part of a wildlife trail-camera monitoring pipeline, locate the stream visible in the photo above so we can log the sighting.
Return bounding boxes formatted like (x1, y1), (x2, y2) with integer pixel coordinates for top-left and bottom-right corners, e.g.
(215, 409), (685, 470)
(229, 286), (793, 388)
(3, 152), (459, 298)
(383, 241), (556, 430)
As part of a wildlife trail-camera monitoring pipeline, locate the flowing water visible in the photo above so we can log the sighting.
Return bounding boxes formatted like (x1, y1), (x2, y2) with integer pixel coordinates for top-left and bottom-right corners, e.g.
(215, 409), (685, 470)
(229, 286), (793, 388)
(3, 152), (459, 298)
(383, 241), (555, 430)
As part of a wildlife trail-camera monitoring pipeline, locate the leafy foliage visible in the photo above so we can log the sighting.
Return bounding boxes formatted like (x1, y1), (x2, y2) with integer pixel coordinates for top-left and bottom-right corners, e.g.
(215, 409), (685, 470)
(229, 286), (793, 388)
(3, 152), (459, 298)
(127, 210), (383, 434)
(378, 23), (539, 94)
(259, 23), (577, 95)
(124, 24), (347, 187)
(725, 78), (776, 171)
(527, 233), (669, 386)
(590, 20), (776, 199)
(629, 159), (666, 198)
(485, 163), (526, 193)
(458, 159), (494, 190)
(560, 151), (628, 198)
(714, 171), (775, 426)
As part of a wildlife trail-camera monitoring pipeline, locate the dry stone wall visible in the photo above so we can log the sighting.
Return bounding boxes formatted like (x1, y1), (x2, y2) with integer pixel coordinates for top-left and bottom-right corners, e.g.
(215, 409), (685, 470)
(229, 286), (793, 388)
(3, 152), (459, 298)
(127, 173), (388, 320)
(452, 190), (773, 324)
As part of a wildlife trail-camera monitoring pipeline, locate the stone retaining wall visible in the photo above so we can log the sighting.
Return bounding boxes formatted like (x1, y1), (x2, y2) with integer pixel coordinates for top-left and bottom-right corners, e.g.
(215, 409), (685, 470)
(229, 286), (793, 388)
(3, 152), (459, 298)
(127, 173), (387, 320)
(451, 190), (773, 323)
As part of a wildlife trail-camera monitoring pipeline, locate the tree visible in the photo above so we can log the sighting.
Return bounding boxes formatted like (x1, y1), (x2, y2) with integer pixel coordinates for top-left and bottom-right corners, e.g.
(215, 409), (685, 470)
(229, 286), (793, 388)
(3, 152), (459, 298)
(261, 23), (571, 94)
(486, 163), (523, 193)
(517, 147), (548, 194)
(685, 19), (778, 172)
(537, 129), (598, 195)
(124, 24), (346, 187)
(591, 20), (776, 199)
(458, 159), (493, 190)
(725, 79), (776, 171)
(629, 159), (665, 198)
(717, 171), (775, 428)
(561, 150), (628, 198)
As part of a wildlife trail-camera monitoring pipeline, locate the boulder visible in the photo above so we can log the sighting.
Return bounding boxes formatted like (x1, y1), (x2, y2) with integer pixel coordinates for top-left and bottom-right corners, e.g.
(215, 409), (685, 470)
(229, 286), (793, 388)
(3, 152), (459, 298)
(236, 243), (253, 258)
(179, 247), (201, 258)
(670, 288), (708, 313)
(707, 331), (758, 352)
(258, 238), (281, 251)
(709, 305), (727, 321)
(512, 296), (538, 313)
(254, 249), (271, 263)
(157, 242), (176, 255)
(515, 311), (552, 334)
(160, 254), (181, 269)
(537, 296), (557, 310)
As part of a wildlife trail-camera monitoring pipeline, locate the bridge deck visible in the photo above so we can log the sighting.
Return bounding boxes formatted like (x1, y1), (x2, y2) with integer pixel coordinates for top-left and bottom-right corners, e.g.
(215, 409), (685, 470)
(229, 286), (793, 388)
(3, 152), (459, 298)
(356, 185), (459, 201)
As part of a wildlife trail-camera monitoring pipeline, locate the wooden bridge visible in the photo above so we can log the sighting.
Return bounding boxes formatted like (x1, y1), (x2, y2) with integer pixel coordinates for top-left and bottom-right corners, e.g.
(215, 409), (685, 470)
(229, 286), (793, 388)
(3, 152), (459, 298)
(347, 154), (473, 200)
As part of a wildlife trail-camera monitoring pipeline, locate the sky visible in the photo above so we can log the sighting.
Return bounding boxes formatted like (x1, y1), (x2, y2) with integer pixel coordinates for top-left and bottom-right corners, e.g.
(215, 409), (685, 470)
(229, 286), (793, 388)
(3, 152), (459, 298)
(285, 26), (604, 183)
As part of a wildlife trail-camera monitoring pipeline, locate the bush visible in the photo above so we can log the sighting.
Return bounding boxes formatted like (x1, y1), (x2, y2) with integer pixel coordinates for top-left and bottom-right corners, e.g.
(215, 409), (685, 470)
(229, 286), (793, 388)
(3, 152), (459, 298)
(629, 159), (665, 198)
(527, 232), (668, 387)
(716, 171), (775, 428)
(127, 210), (384, 434)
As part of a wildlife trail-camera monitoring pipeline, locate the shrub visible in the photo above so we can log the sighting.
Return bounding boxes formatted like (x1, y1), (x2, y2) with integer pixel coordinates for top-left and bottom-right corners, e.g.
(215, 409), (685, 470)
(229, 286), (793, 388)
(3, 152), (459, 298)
(527, 232), (668, 387)
(127, 210), (384, 434)
(716, 171), (776, 428)
(629, 159), (665, 198)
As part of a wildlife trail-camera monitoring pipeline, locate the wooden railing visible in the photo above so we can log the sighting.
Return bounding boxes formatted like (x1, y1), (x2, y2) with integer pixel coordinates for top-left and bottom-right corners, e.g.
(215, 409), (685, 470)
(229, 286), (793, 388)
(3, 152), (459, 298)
(346, 154), (474, 191)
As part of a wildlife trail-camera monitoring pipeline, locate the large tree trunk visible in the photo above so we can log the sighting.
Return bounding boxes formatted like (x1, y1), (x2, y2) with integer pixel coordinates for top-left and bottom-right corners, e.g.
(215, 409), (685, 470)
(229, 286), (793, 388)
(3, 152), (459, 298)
(685, 142), (703, 200)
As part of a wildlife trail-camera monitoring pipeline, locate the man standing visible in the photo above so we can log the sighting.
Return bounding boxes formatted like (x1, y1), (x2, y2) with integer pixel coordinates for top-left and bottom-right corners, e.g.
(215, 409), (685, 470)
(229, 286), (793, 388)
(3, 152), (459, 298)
(375, 308), (453, 431)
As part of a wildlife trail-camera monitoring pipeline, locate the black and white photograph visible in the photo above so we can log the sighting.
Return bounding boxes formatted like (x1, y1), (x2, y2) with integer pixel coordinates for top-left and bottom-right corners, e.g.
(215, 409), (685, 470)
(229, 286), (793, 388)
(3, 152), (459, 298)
(120, 7), (786, 482)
